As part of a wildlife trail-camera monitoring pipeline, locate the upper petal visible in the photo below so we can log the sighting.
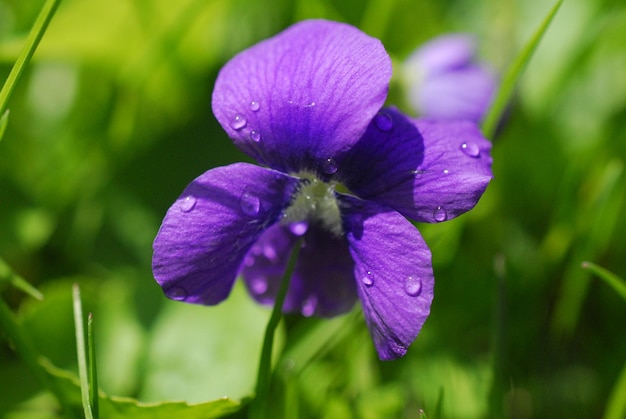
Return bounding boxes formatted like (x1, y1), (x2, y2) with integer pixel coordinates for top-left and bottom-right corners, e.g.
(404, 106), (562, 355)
(212, 19), (392, 174)
(240, 221), (357, 318)
(339, 108), (493, 223)
(341, 195), (434, 360)
(152, 163), (299, 305)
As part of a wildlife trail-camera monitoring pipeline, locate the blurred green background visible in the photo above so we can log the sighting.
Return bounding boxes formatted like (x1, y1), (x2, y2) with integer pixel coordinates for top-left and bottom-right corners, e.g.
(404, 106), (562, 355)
(1, 0), (625, 418)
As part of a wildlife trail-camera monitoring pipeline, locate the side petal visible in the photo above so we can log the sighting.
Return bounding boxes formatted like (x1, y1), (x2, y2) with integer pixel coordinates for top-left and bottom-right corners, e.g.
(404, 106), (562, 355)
(212, 19), (391, 174)
(339, 108), (493, 223)
(341, 196), (434, 360)
(152, 163), (298, 305)
(241, 222), (357, 318)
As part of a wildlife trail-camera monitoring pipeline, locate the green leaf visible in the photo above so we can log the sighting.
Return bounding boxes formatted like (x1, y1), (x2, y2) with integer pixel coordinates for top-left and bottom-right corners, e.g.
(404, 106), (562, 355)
(482, 0), (563, 139)
(140, 282), (278, 403)
(0, 0), (63, 116)
(40, 360), (242, 419)
(581, 262), (626, 303)
(0, 258), (44, 300)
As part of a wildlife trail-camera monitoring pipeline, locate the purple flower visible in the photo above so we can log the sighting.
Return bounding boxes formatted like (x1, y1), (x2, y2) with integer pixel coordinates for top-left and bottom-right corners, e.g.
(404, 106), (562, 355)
(152, 20), (493, 360)
(403, 34), (497, 122)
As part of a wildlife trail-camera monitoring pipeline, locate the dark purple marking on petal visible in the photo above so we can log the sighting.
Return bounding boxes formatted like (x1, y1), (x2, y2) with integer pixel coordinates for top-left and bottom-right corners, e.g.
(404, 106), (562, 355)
(212, 19), (392, 174)
(338, 108), (493, 223)
(240, 222), (357, 318)
(152, 163), (299, 306)
(340, 195), (434, 360)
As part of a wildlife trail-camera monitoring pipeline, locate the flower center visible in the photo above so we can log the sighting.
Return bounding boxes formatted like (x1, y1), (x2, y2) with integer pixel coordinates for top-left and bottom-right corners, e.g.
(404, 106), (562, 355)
(283, 174), (343, 236)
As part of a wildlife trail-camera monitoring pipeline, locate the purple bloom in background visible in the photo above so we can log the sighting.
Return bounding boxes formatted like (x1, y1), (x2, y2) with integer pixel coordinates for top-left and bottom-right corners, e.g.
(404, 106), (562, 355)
(403, 34), (497, 122)
(152, 20), (493, 360)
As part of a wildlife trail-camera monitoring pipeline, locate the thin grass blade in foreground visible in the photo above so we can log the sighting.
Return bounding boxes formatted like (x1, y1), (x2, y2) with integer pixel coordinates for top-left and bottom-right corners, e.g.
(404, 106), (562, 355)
(0, 0), (63, 117)
(481, 0), (563, 139)
(0, 258), (44, 300)
(581, 262), (626, 303)
(73, 284), (95, 419)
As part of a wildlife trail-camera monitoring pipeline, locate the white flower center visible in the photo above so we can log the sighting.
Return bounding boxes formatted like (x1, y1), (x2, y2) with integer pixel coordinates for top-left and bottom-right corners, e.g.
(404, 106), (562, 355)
(283, 174), (343, 236)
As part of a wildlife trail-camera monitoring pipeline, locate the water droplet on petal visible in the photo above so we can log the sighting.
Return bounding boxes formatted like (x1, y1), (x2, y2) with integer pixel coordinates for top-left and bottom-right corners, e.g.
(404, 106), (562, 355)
(443, 169), (450, 175)
(433, 206), (447, 222)
(404, 276), (422, 296)
(167, 285), (188, 301)
(289, 221), (309, 236)
(251, 277), (268, 294)
(249, 130), (261, 142)
(362, 271), (374, 287)
(263, 245), (277, 262)
(301, 297), (317, 317)
(461, 142), (480, 157)
(322, 158), (338, 175)
(240, 189), (260, 216)
(180, 195), (196, 212)
(249, 101), (260, 112)
(374, 112), (393, 131)
(230, 114), (247, 130)
(243, 255), (255, 267)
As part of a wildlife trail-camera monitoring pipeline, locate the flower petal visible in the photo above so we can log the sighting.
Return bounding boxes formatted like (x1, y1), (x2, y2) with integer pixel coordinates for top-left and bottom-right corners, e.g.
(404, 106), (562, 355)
(339, 108), (493, 223)
(406, 34), (476, 75)
(212, 19), (392, 174)
(240, 222), (357, 318)
(413, 64), (496, 122)
(152, 163), (298, 305)
(341, 196), (434, 360)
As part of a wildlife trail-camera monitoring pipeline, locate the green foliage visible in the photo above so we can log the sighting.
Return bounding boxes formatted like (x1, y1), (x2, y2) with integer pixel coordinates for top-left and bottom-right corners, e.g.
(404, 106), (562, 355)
(1, 0), (626, 418)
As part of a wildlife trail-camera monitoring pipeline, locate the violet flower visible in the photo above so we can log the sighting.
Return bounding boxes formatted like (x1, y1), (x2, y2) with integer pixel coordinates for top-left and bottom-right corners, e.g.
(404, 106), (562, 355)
(403, 34), (497, 122)
(152, 20), (493, 360)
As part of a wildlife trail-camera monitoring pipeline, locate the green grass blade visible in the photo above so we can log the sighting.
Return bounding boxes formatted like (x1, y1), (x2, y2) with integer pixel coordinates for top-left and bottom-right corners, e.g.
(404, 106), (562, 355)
(482, 0), (563, 139)
(88, 313), (100, 419)
(0, 0), (63, 116)
(0, 110), (8, 142)
(581, 262), (626, 303)
(604, 360), (626, 419)
(0, 257), (44, 300)
(72, 284), (94, 419)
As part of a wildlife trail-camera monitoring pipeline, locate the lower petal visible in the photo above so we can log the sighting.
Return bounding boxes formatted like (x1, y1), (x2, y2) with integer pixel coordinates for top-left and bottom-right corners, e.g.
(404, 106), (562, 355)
(241, 221), (357, 318)
(152, 163), (298, 305)
(341, 195), (434, 360)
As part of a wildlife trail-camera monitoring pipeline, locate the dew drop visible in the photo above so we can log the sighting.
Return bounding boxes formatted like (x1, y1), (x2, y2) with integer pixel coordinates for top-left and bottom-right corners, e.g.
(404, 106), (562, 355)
(230, 114), (247, 130)
(243, 255), (255, 267)
(251, 277), (268, 294)
(263, 245), (277, 262)
(460, 142), (480, 157)
(322, 158), (338, 175)
(443, 169), (450, 175)
(362, 271), (374, 287)
(433, 206), (447, 222)
(249, 130), (261, 142)
(180, 195), (196, 212)
(289, 221), (309, 236)
(374, 112), (393, 131)
(301, 297), (317, 317)
(249, 101), (260, 112)
(240, 189), (261, 216)
(404, 276), (422, 296)
(167, 285), (188, 301)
